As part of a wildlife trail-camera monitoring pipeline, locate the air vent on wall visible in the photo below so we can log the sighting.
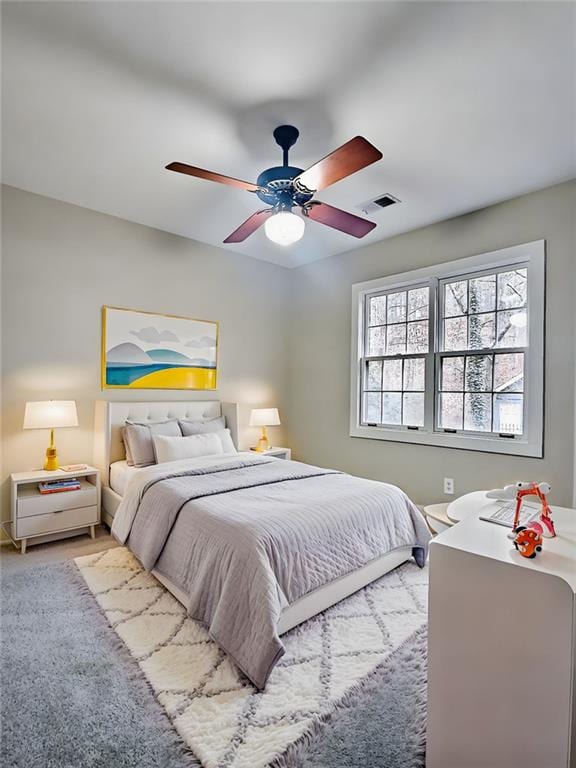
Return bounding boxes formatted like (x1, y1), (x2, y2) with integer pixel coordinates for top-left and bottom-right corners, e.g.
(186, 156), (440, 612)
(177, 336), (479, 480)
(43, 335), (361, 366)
(357, 193), (401, 216)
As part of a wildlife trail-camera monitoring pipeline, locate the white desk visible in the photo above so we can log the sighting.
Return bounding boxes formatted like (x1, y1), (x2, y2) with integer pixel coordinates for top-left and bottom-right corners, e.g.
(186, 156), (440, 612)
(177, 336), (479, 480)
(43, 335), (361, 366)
(446, 489), (493, 523)
(427, 496), (576, 768)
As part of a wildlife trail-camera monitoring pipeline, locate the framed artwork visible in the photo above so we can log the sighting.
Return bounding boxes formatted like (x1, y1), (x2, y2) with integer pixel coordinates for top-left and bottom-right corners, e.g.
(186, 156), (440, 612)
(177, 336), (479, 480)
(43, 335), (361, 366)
(101, 306), (218, 390)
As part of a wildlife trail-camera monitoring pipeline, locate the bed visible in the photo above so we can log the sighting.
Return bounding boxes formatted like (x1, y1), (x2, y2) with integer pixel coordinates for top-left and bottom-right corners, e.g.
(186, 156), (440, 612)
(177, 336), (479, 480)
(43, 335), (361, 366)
(93, 400), (430, 688)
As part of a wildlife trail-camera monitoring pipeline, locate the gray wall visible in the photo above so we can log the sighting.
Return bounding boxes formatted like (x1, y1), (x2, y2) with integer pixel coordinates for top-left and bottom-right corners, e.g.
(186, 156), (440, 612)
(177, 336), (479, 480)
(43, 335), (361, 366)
(2, 181), (575, 522)
(288, 181), (576, 506)
(1, 185), (290, 519)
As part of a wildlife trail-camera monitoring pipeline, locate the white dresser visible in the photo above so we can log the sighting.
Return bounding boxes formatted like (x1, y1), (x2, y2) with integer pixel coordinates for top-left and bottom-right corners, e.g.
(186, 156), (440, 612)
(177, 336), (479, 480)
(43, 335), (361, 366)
(10, 466), (101, 553)
(427, 495), (576, 768)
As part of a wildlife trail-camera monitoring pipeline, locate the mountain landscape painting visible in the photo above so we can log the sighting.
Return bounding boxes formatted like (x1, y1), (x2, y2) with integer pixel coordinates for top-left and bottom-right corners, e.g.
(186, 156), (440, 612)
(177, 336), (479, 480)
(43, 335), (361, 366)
(102, 307), (218, 389)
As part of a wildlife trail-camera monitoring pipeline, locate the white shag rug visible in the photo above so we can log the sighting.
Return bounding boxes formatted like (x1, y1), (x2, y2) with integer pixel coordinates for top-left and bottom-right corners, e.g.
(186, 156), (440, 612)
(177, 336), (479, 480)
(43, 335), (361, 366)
(76, 547), (428, 768)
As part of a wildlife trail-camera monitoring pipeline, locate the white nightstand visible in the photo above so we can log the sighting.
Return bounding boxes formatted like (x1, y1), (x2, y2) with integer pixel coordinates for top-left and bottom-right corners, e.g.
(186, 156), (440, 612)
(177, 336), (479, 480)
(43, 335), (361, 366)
(10, 466), (101, 554)
(250, 447), (291, 460)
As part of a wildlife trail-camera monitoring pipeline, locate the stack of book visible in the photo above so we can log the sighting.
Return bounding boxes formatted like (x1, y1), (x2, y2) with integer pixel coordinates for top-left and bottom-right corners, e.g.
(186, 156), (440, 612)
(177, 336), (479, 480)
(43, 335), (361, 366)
(38, 478), (81, 494)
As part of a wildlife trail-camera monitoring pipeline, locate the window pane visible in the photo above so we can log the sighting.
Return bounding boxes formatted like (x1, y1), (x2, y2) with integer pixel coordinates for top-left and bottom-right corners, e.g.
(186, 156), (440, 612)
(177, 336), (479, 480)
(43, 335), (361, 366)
(403, 358), (425, 391)
(443, 316), (467, 351)
(444, 280), (467, 317)
(498, 269), (527, 309)
(464, 393), (492, 432)
(493, 393), (523, 434)
(383, 359), (403, 390)
(403, 393), (424, 427)
(468, 274), (496, 314)
(366, 361), (382, 391)
(363, 393), (381, 423)
(494, 353), (524, 392)
(439, 393), (463, 429)
(496, 310), (527, 348)
(408, 287), (429, 321)
(386, 323), (406, 355)
(382, 392), (402, 425)
(387, 292), (407, 323)
(368, 326), (386, 356)
(407, 321), (429, 353)
(441, 356), (464, 391)
(468, 313), (495, 349)
(465, 355), (493, 392)
(369, 295), (387, 326)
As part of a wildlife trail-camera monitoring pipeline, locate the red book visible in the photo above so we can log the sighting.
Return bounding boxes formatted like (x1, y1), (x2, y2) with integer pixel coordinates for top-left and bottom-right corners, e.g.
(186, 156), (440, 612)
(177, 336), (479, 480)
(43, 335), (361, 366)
(39, 485), (80, 494)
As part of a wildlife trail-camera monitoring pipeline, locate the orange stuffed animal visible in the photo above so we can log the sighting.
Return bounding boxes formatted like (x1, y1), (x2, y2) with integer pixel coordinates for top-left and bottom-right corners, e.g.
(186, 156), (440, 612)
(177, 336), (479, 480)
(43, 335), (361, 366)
(512, 525), (543, 559)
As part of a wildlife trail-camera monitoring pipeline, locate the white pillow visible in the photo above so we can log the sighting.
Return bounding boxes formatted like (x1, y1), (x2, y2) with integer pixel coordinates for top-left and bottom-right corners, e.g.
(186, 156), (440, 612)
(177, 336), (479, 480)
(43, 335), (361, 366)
(217, 428), (237, 454)
(153, 429), (236, 464)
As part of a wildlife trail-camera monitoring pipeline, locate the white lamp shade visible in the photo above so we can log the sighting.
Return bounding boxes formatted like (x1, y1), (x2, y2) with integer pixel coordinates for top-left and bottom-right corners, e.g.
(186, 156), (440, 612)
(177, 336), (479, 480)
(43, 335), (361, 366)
(264, 212), (305, 246)
(23, 400), (79, 430)
(249, 408), (281, 427)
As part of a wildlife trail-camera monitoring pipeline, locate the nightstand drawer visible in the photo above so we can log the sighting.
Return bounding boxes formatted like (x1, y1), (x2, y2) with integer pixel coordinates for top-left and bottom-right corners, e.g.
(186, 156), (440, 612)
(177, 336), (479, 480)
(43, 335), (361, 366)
(16, 505), (98, 538)
(17, 482), (97, 518)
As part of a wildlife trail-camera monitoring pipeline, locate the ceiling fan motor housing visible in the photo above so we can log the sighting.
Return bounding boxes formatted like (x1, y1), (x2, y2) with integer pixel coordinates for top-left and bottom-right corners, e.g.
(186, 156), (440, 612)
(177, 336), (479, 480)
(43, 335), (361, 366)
(255, 165), (314, 208)
(254, 124), (314, 210)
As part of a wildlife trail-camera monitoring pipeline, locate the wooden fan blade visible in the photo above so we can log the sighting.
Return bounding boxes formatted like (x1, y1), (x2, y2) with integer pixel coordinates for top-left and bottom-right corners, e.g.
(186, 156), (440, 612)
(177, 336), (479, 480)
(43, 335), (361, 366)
(223, 209), (275, 243)
(166, 162), (260, 192)
(305, 202), (376, 238)
(294, 137), (382, 193)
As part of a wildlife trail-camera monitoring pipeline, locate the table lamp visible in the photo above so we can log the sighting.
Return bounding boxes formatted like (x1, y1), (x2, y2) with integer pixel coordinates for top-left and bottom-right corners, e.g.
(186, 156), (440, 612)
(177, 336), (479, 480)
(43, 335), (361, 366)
(23, 400), (79, 471)
(249, 408), (280, 452)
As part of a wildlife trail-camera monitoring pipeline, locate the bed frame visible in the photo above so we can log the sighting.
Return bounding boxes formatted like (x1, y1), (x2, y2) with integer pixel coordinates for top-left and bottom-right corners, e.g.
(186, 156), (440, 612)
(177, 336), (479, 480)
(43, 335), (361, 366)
(93, 400), (240, 525)
(93, 400), (413, 635)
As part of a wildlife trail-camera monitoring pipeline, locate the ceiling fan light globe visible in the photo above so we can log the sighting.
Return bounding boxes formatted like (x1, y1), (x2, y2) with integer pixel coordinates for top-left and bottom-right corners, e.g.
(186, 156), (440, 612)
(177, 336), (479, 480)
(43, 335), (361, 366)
(264, 212), (305, 246)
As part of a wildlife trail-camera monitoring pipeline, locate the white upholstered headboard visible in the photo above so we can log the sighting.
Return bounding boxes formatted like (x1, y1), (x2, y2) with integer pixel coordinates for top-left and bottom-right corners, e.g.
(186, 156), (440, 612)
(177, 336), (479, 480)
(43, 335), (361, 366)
(93, 400), (240, 486)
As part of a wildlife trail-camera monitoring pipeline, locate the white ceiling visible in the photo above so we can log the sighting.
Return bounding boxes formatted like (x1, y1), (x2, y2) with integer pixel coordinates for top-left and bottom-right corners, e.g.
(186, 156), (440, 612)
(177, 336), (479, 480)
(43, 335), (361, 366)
(2, 1), (575, 268)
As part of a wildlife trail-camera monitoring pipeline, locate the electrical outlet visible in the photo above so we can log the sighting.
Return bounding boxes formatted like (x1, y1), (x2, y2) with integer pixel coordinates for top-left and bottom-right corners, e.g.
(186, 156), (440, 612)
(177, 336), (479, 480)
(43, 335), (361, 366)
(443, 477), (455, 495)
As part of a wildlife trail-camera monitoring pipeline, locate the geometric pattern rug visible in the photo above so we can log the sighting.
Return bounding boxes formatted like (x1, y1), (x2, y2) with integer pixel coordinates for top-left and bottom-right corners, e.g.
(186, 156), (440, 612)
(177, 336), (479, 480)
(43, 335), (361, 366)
(75, 547), (428, 768)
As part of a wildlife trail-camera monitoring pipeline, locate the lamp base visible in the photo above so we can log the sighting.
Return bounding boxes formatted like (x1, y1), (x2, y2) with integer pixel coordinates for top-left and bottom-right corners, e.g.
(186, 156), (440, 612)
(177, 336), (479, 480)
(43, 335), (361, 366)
(44, 446), (59, 471)
(254, 427), (270, 453)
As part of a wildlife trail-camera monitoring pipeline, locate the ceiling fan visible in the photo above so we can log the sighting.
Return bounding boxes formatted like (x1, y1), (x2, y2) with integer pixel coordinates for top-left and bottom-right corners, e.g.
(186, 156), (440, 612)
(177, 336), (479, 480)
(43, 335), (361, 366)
(166, 125), (382, 246)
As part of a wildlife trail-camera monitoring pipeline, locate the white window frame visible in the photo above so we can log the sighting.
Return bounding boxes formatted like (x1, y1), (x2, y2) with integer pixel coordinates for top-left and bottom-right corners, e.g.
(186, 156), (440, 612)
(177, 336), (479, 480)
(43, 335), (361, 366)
(350, 240), (545, 457)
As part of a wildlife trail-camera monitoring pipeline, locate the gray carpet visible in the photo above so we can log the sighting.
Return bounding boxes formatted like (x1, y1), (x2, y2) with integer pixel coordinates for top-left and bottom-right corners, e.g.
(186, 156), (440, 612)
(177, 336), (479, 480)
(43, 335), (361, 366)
(1, 558), (199, 768)
(274, 627), (427, 768)
(1, 547), (427, 768)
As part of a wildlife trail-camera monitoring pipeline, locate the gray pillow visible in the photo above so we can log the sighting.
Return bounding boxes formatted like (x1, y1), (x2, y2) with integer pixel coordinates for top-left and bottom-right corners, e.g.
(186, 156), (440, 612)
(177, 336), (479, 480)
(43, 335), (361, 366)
(124, 420), (182, 467)
(179, 415), (226, 437)
(121, 427), (134, 466)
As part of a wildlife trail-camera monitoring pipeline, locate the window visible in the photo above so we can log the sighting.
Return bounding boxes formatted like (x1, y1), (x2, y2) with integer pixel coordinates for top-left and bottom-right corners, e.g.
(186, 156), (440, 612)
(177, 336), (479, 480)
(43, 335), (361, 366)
(364, 285), (429, 428)
(350, 241), (544, 457)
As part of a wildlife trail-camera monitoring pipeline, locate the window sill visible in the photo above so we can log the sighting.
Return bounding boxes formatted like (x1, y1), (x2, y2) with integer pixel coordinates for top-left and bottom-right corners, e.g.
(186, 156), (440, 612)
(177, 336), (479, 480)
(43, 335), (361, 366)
(349, 423), (543, 458)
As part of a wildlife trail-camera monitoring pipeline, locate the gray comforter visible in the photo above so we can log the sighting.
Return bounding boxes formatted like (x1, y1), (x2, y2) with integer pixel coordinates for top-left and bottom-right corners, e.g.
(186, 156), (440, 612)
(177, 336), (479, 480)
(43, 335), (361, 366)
(112, 454), (430, 689)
